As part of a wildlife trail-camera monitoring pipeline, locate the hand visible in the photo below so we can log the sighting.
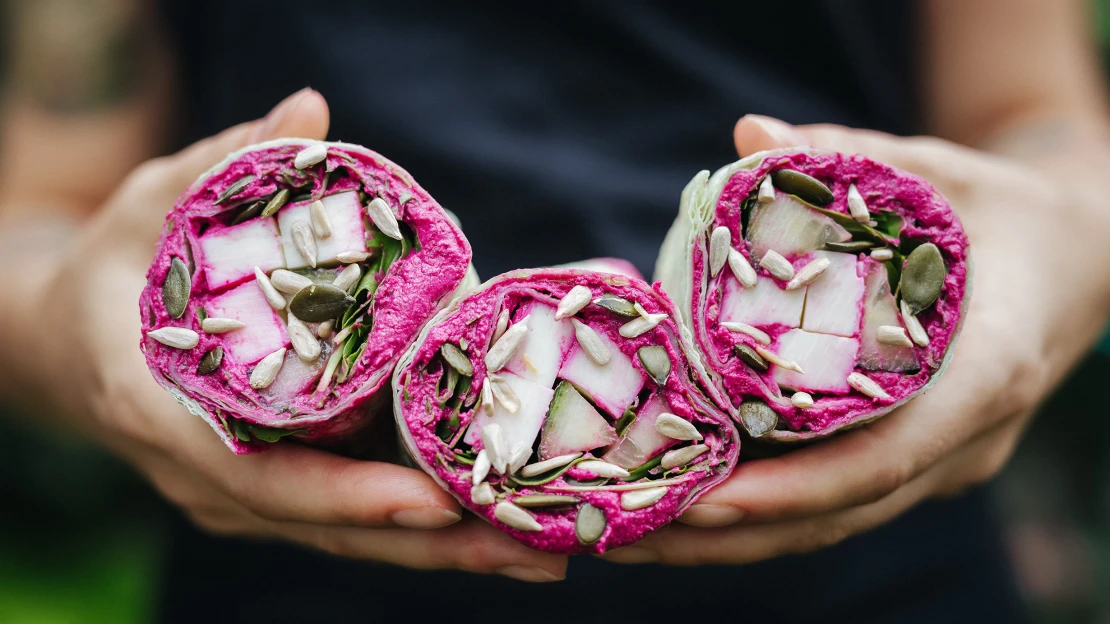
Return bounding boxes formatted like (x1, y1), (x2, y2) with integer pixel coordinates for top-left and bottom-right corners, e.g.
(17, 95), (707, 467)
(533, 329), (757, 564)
(38, 88), (567, 582)
(602, 114), (1110, 565)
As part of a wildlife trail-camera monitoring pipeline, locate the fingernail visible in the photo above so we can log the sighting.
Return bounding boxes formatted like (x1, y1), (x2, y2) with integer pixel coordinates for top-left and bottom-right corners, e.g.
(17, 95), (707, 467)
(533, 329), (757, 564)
(744, 114), (805, 147)
(679, 504), (745, 527)
(390, 507), (461, 529)
(252, 88), (314, 142)
(597, 546), (660, 564)
(496, 565), (564, 583)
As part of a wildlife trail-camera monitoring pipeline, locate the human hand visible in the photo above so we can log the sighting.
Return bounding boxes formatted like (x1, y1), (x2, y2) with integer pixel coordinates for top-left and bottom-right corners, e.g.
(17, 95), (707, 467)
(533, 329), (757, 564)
(37, 88), (567, 582)
(602, 114), (1110, 564)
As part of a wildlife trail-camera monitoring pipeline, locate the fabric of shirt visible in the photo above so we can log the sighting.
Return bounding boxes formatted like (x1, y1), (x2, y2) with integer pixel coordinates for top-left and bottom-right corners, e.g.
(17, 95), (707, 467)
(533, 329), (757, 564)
(157, 2), (1029, 621)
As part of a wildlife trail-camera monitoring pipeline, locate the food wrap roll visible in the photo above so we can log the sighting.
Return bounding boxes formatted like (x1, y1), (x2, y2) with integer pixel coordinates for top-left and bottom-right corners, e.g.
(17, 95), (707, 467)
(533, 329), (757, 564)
(392, 268), (740, 553)
(140, 139), (473, 453)
(656, 149), (970, 441)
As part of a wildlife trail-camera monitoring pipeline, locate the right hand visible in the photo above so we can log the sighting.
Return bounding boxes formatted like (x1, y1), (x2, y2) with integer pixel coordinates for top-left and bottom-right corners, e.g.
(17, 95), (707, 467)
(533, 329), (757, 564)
(37, 89), (567, 583)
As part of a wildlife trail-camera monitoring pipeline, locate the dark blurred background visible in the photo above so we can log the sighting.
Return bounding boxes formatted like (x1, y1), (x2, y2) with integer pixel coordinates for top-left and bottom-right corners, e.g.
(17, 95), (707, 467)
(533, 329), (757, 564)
(0, 3), (1109, 623)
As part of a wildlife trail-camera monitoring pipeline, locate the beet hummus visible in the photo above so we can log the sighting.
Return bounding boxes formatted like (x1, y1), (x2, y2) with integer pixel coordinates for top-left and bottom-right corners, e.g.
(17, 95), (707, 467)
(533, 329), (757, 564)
(392, 268), (739, 553)
(139, 139), (473, 452)
(656, 149), (970, 441)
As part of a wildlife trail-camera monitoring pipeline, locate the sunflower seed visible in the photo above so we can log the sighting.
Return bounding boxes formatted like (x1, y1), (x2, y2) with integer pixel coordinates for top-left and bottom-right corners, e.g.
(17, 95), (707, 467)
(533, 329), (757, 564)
(877, 324), (914, 348)
(771, 169), (834, 206)
(847, 372), (890, 399)
(472, 449), (491, 485)
(480, 381), (495, 412)
(759, 250), (795, 281)
(332, 263), (361, 293)
(577, 460), (630, 479)
(294, 144), (327, 169)
(289, 284), (355, 322)
(440, 343), (474, 376)
(593, 294), (638, 317)
(471, 482), (496, 505)
(316, 319), (334, 339)
(309, 200), (332, 238)
(480, 423), (508, 474)
(786, 256), (831, 290)
(870, 248), (894, 261)
(575, 503), (606, 544)
(162, 257), (191, 319)
(655, 413), (702, 441)
(899, 299), (930, 347)
(735, 344), (769, 372)
(491, 309), (510, 343)
(508, 444), (532, 473)
(572, 319), (610, 365)
(521, 354), (539, 375)
(637, 345), (671, 385)
(495, 501), (543, 532)
(520, 452), (582, 477)
(287, 315), (321, 361)
(290, 220), (317, 268)
(485, 319), (529, 372)
(254, 267), (287, 310)
(490, 376), (520, 413)
(148, 327), (199, 349)
(197, 346), (223, 375)
(825, 240), (875, 253)
(512, 495), (579, 509)
(201, 317), (245, 334)
(250, 348), (287, 389)
(757, 176), (776, 203)
(620, 313), (667, 338)
(900, 243), (946, 314)
(739, 400), (778, 437)
(720, 321), (771, 345)
(847, 183), (870, 222)
(259, 188), (290, 218)
(620, 487), (668, 511)
(214, 174), (255, 205)
(336, 250), (371, 264)
(709, 226), (731, 277)
(661, 444), (708, 469)
(728, 248), (758, 288)
(270, 269), (315, 294)
(791, 391), (814, 408)
(366, 197), (402, 240)
(555, 285), (592, 320)
(756, 345), (804, 374)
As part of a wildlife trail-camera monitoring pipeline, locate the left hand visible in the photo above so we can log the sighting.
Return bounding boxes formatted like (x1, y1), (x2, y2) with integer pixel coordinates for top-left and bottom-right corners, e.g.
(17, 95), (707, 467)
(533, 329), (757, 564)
(602, 114), (1110, 565)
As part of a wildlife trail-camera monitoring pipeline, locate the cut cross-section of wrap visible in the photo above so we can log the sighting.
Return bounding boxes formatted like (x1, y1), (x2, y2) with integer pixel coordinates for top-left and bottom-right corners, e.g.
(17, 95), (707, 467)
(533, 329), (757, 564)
(392, 268), (739, 553)
(655, 149), (970, 442)
(139, 139), (473, 452)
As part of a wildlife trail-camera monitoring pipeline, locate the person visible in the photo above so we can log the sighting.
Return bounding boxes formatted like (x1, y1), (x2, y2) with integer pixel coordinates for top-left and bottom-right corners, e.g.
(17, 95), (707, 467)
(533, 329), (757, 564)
(1, 0), (1107, 621)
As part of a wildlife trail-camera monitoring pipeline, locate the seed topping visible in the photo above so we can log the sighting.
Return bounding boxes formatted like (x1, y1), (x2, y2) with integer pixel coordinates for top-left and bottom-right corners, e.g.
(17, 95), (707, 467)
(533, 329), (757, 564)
(555, 285), (592, 320)
(250, 348), (287, 389)
(571, 319), (610, 366)
(201, 317), (246, 334)
(620, 487), (668, 511)
(576, 460), (630, 479)
(786, 256), (831, 290)
(366, 197), (403, 240)
(735, 344), (769, 373)
(759, 250), (795, 281)
(520, 453), (582, 477)
(472, 449), (491, 485)
(728, 248), (758, 288)
(739, 400), (778, 437)
(876, 324), (914, 348)
(655, 413), (702, 441)
(254, 267), (286, 310)
(162, 257), (191, 319)
(870, 248), (894, 261)
(336, 250), (371, 263)
(720, 321), (771, 345)
(661, 444), (709, 470)
(290, 220), (317, 268)
(289, 284), (355, 322)
(332, 263), (362, 293)
(847, 183), (870, 223)
(709, 226), (731, 277)
(485, 319), (529, 372)
(287, 314), (321, 361)
(594, 294), (639, 317)
(847, 372), (891, 399)
(480, 423), (508, 474)
(440, 343), (474, 376)
(791, 391), (814, 408)
(494, 501), (543, 532)
(196, 346), (223, 375)
(899, 299), (930, 347)
(575, 504), (606, 544)
(309, 200), (332, 238)
(757, 176), (776, 203)
(148, 327), (199, 349)
(294, 144), (327, 169)
(756, 345), (804, 374)
(270, 269), (314, 294)
(471, 482), (495, 505)
(637, 345), (671, 385)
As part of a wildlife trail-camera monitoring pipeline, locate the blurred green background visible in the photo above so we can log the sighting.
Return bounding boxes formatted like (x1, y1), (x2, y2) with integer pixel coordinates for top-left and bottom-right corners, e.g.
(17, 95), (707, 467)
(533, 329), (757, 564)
(1, 4), (1110, 624)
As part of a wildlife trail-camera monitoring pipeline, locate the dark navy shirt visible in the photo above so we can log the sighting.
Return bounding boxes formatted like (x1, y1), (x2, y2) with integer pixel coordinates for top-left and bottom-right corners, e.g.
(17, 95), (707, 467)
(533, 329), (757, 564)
(158, 2), (1028, 621)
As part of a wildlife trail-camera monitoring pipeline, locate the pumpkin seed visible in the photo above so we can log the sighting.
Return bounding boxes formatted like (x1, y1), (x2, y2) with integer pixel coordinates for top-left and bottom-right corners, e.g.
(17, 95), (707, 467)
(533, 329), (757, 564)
(254, 267), (287, 310)
(847, 183), (870, 222)
(899, 243), (945, 314)
(757, 176), (776, 203)
(739, 400), (778, 437)
(289, 284), (355, 322)
(572, 319), (610, 366)
(759, 250), (794, 281)
(197, 346), (224, 375)
(471, 482), (496, 505)
(847, 372), (890, 399)
(720, 321), (771, 345)
(472, 449), (491, 485)
(771, 169), (834, 206)
(201, 317), (245, 334)
(790, 392), (814, 409)
(250, 348), (286, 389)
(366, 197), (403, 240)
(520, 453), (582, 477)
(148, 327), (199, 349)
(214, 174), (255, 205)
(260, 189), (290, 218)
(575, 503), (606, 544)
(512, 494), (579, 509)
(786, 256), (831, 290)
(294, 144), (327, 169)
(655, 413), (702, 441)
(270, 269), (314, 294)
(440, 343), (474, 376)
(290, 220), (317, 268)
(230, 200), (264, 225)
(309, 200), (332, 238)
(824, 240), (875, 253)
(620, 487), (667, 511)
(899, 299), (931, 347)
(162, 257), (191, 319)
(637, 345), (671, 385)
(594, 294), (638, 317)
(485, 319), (529, 372)
(709, 226), (731, 277)
(495, 501), (543, 532)
(728, 248), (758, 288)
(735, 344), (769, 372)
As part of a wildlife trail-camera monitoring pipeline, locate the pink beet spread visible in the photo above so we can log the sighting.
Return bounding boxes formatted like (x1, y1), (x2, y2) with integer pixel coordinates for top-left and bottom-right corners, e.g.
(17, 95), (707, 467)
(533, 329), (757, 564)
(139, 141), (471, 452)
(395, 269), (739, 553)
(696, 151), (969, 436)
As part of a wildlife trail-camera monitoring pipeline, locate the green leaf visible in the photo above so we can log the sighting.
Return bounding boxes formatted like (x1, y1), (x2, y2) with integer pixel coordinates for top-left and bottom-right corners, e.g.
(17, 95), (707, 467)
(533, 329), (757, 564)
(871, 211), (904, 239)
(196, 306), (207, 323)
(614, 407), (636, 437)
(622, 454), (664, 482)
(246, 425), (306, 444)
(805, 203), (893, 245)
(508, 457), (588, 487)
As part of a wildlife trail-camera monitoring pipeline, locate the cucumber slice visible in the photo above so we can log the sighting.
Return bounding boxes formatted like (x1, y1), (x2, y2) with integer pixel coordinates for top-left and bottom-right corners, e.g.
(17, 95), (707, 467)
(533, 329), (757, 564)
(538, 382), (617, 460)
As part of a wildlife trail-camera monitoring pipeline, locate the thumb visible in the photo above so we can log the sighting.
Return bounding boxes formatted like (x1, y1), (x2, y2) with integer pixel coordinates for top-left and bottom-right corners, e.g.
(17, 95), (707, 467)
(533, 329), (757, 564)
(732, 115), (808, 156)
(169, 88), (331, 187)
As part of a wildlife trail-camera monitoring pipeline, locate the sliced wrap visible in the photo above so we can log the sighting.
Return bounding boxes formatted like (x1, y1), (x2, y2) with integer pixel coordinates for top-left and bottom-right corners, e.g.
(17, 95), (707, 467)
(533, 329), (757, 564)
(140, 139), (473, 452)
(656, 149), (970, 441)
(392, 268), (740, 553)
